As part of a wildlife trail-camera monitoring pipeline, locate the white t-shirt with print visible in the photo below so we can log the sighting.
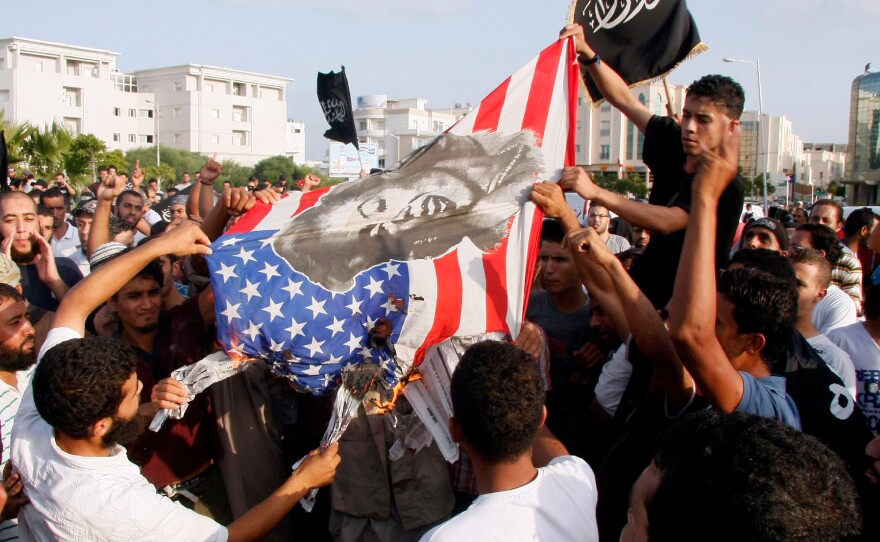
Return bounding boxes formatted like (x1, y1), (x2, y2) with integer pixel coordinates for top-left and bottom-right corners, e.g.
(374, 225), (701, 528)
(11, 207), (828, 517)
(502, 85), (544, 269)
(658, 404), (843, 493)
(807, 334), (858, 398)
(827, 323), (880, 436)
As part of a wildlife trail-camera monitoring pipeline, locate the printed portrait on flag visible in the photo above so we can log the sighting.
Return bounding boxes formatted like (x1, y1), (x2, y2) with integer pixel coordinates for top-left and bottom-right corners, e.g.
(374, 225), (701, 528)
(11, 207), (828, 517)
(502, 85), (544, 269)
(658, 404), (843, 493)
(272, 131), (543, 292)
(206, 38), (577, 399)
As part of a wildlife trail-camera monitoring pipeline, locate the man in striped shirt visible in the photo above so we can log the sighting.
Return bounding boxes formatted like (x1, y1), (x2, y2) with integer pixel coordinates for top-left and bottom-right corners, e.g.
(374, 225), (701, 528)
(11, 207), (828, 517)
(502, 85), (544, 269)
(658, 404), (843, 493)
(0, 283), (38, 541)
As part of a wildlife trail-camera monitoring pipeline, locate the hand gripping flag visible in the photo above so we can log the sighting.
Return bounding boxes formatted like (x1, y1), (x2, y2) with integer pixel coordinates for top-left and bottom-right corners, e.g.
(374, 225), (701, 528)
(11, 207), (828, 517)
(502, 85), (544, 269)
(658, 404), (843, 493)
(571, 0), (706, 103)
(206, 39), (578, 398)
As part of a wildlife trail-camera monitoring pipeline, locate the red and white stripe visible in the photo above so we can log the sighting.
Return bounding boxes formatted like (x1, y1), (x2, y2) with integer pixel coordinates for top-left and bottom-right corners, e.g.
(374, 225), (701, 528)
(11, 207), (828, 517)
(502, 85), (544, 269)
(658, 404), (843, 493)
(229, 39), (578, 368)
(397, 38), (578, 364)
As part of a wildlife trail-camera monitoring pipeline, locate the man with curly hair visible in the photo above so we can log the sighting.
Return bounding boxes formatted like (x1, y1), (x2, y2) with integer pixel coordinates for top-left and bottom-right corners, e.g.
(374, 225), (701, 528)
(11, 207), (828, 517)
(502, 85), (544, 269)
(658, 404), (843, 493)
(620, 410), (861, 541)
(11, 223), (341, 541)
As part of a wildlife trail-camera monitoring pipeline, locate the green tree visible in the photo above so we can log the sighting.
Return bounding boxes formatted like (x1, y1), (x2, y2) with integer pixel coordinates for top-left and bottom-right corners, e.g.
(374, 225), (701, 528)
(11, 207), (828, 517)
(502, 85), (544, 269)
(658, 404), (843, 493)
(144, 164), (177, 184)
(616, 173), (648, 198)
(253, 155), (296, 183)
(125, 146), (210, 182)
(21, 122), (73, 176)
(64, 133), (107, 186)
(741, 177), (755, 199)
(219, 160), (253, 187)
(0, 112), (34, 166)
(98, 149), (128, 172)
(826, 180), (846, 198)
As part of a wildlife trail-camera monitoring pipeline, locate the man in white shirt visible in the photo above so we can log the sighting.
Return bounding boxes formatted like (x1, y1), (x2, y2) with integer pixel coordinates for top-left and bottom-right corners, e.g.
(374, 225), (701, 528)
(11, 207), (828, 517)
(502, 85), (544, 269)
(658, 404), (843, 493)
(39, 188), (80, 262)
(789, 224), (859, 333)
(420, 341), (599, 541)
(828, 284), (880, 436)
(12, 222), (341, 542)
(0, 283), (37, 540)
(788, 248), (857, 397)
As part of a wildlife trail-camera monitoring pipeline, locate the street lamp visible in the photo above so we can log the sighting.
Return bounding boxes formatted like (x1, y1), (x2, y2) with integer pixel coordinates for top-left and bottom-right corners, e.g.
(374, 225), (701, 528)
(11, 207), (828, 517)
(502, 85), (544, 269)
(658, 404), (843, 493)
(723, 57), (769, 214)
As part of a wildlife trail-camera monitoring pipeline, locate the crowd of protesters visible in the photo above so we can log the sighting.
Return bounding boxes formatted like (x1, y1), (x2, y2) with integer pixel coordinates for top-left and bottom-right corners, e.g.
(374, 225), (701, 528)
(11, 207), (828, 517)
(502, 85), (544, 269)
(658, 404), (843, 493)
(0, 22), (876, 542)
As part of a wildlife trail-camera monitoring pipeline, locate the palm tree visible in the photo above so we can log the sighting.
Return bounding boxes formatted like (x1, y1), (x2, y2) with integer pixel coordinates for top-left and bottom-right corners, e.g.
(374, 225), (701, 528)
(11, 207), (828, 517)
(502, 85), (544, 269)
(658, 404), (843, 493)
(21, 121), (73, 176)
(0, 111), (35, 167)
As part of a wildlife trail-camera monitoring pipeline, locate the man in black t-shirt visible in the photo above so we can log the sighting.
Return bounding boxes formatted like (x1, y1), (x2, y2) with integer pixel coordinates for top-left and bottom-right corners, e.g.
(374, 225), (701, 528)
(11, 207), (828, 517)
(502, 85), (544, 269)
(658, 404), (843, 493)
(556, 24), (744, 308)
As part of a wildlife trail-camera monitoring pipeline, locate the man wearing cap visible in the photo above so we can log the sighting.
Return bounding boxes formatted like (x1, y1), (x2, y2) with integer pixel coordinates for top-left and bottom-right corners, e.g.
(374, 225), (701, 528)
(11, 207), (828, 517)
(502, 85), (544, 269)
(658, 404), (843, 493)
(741, 217), (789, 253)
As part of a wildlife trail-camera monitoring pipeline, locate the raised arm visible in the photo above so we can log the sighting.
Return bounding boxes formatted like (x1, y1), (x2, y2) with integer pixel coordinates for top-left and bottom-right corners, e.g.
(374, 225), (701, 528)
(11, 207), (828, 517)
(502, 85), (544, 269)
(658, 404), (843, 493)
(53, 223), (212, 335)
(668, 130), (742, 411)
(559, 167), (688, 234)
(87, 173), (124, 258)
(191, 154), (222, 221)
(564, 227), (693, 407)
(560, 24), (653, 133)
(130, 161), (151, 235)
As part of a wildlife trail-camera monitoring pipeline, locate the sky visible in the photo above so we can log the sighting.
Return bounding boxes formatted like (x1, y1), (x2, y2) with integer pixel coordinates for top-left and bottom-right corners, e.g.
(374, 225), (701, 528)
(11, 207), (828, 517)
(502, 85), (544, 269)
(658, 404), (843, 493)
(3, 0), (878, 161)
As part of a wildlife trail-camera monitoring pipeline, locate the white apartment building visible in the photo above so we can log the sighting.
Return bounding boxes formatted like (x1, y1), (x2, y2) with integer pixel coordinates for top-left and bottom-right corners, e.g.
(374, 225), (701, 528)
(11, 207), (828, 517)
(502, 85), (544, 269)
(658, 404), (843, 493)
(0, 37), (298, 167)
(285, 120), (306, 164)
(134, 65), (292, 167)
(739, 112), (804, 179)
(353, 95), (471, 169)
(0, 37), (156, 151)
(574, 80), (687, 181)
(802, 143), (847, 190)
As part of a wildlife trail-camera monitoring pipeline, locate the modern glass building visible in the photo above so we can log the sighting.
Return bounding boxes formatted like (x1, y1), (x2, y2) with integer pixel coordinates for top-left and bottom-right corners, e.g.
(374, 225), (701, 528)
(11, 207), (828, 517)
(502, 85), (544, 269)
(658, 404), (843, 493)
(845, 72), (880, 204)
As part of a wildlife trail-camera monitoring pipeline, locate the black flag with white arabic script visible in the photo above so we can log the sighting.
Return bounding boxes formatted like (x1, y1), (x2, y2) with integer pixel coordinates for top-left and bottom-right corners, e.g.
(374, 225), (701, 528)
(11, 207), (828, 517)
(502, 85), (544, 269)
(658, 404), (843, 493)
(318, 66), (359, 151)
(571, 0), (706, 102)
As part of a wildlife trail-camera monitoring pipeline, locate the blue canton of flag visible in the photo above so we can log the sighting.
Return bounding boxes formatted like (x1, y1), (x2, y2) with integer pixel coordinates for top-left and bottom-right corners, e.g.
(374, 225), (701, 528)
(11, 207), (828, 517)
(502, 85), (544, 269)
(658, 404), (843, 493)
(207, 228), (409, 394)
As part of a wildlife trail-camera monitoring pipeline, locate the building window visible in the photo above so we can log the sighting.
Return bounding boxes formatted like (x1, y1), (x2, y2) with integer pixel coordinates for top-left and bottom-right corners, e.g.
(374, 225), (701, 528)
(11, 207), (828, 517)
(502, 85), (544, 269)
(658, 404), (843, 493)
(129, 109), (136, 118)
(137, 135), (154, 144)
(138, 109), (153, 118)
(232, 105), (248, 122)
(232, 82), (246, 96)
(62, 87), (81, 107)
(600, 120), (611, 137)
(359, 121), (367, 131)
(128, 134), (137, 143)
(232, 130), (247, 146)
(112, 133), (120, 142)
(172, 107), (181, 117)
(211, 109), (220, 119)
(113, 107), (120, 116)
(576, 144), (581, 153)
(211, 134), (220, 144)
(174, 81), (183, 92)
(173, 133), (180, 143)
(35, 61), (43, 72)
(205, 83), (214, 93)
(600, 103), (611, 112)
(600, 144), (611, 160)
(577, 120), (581, 130)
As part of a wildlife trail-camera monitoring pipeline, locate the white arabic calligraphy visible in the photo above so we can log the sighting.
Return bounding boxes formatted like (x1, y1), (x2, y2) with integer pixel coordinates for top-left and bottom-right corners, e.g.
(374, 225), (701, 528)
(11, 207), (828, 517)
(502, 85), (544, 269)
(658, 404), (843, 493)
(321, 97), (347, 124)
(581, 0), (660, 32)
